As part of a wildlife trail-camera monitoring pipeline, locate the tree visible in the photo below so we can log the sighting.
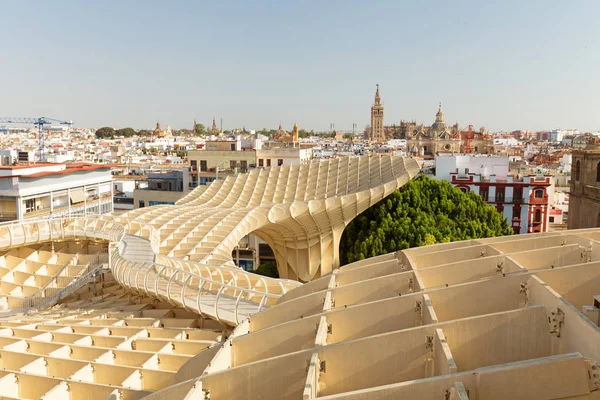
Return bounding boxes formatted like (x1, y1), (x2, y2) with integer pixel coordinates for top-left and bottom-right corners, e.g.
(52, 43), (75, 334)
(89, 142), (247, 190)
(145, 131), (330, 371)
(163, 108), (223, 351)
(95, 127), (115, 139)
(253, 261), (279, 278)
(339, 175), (512, 265)
(138, 129), (153, 137)
(176, 129), (193, 136)
(194, 123), (206, 135)
(115, 127), (137, 137)
(298, 129), (310, 138)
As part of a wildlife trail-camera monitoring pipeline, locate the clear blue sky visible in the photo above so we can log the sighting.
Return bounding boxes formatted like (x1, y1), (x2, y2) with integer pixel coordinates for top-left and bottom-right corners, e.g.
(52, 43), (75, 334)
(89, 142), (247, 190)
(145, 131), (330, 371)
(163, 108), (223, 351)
(2, 0), (599, 132)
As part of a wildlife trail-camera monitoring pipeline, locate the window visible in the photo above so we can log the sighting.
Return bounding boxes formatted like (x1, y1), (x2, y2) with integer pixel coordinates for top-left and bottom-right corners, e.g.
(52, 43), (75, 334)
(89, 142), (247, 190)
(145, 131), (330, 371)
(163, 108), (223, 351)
(575, 160), (580, 181)
(512, 207), (520, 219)
(139, 200), (145, 208)
(190, 160), (197, 171)
(423, 145), (428, 152)
(25, 199), (36, 213)
(495, 188), (505, 202)
(240, 160), (248, 172)
(479, 187), (489, 201)
(597, 162), (600, 182)
(513, 188), (522, 203)
(230, 160), (236, 170)
(534, 209), (541, 223)
(267, 159), (271, 167)
(459, 187), (468, 193)
(200, 160), (207, 172)
(549, 216), (555, 223)
(149, 201), (175, 206)
(258, 159), (264, 167)
(114, 184), (118, 190)
(230, 144), (235, 151)
(278, 159), (284, 166)
(534, 189), (544, 199)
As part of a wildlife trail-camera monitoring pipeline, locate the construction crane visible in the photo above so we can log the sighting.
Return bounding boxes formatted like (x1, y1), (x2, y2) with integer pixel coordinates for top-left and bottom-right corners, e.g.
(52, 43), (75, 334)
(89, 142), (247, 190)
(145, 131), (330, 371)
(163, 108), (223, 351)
(0, 117), (73, 162)
(465, 124), (473, 154)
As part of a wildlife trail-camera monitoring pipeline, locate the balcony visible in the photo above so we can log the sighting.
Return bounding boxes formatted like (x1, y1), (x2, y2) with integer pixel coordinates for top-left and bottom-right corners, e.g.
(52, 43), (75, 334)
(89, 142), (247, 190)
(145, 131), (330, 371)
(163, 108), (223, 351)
(493, 197), (525, 204)
(23, 194), (113, 219)
(0, 212), (17, 222)
(507, 197), (525, 204)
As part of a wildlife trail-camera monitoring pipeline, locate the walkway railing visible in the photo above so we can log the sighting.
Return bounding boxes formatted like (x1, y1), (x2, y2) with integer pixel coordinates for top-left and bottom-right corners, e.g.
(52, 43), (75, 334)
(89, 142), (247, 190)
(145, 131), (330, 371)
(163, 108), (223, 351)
(0, 217), (125, 250)
(111, 241), (281, 324)
(29, 263), (108, 311)
(21, 250), (109, 310)
(0, 217), (301, 325)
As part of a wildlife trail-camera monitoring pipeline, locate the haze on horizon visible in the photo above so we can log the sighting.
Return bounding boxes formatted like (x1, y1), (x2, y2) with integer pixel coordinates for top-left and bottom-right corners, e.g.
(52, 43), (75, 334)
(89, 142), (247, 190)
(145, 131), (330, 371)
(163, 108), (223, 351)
(1, 0), (599, 133)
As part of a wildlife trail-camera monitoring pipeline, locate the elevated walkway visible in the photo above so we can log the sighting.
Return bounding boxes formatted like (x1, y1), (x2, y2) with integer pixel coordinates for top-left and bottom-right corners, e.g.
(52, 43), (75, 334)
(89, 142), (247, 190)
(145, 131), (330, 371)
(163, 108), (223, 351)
(120, 234), (262, 325)
(0, 156), (420, 326)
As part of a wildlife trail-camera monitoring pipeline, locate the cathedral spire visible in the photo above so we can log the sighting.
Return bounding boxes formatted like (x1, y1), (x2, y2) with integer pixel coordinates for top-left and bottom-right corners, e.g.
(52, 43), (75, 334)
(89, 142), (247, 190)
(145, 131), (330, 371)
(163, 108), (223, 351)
(292, 122), (299, 143)
(370, 84), (384, 142)
(211, 117), (218, 133)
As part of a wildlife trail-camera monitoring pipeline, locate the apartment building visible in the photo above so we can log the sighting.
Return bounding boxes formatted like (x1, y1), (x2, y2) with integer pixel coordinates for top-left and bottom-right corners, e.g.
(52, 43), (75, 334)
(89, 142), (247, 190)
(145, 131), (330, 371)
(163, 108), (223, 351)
(256, 147), (313, 168)
(188, 140), (256, 186)
(436, 154), (554, 234)
(133, 167), (191, 209)
(188, 136), (313, 187)
(112, 177), (137, 213)
(0, 163), (113, 221)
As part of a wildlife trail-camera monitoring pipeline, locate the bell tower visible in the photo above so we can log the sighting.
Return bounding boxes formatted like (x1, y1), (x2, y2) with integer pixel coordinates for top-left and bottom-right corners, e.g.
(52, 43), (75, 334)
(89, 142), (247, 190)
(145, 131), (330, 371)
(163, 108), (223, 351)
(370, 84), (385, 142)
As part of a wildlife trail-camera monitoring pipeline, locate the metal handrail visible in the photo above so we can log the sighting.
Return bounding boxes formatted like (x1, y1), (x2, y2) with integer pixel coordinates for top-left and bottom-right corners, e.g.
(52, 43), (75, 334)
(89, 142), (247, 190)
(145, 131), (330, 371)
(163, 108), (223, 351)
(0, 216), (299, 324)
(106, 215), (300, 288)
(24, 250), (109, 304)
(112, 246), (281, 300)
(30, 263), (107, 311)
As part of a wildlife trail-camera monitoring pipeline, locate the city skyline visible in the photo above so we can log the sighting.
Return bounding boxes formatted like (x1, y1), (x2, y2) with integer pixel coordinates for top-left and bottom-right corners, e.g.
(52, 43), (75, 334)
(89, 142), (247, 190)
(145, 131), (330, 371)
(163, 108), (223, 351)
(2, 1), (600, 132)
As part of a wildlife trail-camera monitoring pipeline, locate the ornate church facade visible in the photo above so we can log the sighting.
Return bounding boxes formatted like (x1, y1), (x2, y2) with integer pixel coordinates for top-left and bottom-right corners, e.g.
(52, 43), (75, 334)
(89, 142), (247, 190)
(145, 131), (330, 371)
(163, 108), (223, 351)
(368, 86), (493, 158)
(400, 104), (492, 158)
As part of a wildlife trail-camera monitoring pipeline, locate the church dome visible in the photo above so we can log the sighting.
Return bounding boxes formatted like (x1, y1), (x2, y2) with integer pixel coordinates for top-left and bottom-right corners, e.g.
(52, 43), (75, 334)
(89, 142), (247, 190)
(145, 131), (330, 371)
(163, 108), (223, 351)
(431, 103), (447, 131)
(431, 121), (447, 131)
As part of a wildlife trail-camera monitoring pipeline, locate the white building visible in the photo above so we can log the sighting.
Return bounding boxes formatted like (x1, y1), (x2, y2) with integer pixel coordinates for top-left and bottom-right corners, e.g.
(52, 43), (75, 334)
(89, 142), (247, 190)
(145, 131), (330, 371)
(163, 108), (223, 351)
(112, 179), (136, 212)
(435, 154), (509, 182)
(256, 148), (312, 168)
(0, 163), (113, 221)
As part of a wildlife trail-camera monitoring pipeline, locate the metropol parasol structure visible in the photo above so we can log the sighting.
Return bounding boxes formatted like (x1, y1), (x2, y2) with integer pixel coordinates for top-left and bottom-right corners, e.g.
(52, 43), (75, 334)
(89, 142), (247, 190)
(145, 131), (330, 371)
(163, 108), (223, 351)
(0, 155), (597, 399)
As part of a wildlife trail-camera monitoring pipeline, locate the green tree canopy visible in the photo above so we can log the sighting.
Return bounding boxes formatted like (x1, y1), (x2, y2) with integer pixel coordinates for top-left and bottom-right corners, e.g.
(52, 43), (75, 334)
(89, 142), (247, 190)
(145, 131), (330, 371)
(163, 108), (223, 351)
(298, 129), (310, 138)
(137, 129), (153, 136)
(194, 123), (206, 135)
(253, 261), (279, 278)
(340, 175), (512, 265)
(175, 129), (193, 136)
(95, 127), (115, 139)
(115, 127), (137, 137)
